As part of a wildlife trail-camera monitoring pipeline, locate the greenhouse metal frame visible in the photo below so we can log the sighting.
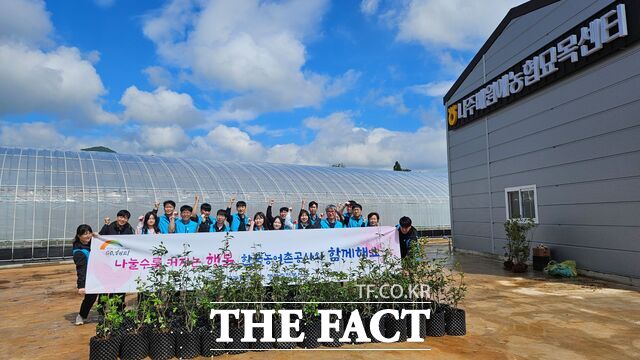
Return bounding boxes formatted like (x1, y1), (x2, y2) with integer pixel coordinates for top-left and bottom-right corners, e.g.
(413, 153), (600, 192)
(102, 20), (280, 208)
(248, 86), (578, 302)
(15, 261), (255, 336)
(0, 146), (450, 261)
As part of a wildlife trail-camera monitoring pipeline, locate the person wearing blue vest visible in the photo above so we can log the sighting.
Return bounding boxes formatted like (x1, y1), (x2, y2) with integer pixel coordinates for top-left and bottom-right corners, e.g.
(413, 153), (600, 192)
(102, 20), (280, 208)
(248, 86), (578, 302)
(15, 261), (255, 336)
(306, 200), (321, 228)
(225, 197), (249, 231)
(156, 200), (177, 234)
(211, 209), (230, 232)
(73, 224), (98, 325)
(320, 205), (344, 229)
(249, 212), (267, 231)
(175, 205), (199, 233)
(344, 203), (366, 228)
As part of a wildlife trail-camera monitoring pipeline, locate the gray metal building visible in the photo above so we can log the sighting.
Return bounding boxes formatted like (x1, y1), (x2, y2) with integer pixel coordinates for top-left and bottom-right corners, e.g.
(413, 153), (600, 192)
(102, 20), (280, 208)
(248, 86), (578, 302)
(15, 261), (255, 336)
(444, 0), (639, 279)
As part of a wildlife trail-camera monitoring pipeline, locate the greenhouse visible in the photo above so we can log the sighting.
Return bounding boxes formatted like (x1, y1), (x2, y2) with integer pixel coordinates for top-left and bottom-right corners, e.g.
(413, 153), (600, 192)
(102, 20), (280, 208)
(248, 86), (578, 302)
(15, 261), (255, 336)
(0, 146), (450, 261)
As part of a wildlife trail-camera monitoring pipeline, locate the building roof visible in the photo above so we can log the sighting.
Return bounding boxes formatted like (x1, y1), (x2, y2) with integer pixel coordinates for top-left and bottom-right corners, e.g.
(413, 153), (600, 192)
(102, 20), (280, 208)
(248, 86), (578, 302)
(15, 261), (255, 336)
(443, 0), (561, 104)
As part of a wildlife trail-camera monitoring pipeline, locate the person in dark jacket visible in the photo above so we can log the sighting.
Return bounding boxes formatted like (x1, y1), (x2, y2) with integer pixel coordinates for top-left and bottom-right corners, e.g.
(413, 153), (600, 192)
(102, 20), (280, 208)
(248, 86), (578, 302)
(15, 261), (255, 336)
(98, 210), (132, 311)
(296, 209), (313, 229)
(266, 199), (294, 229)
(197, 203), (214, 232)
(100, 210), (134, 235)
(398, 216), (418, 258)
(73, 224), (97, 325)
(211, 209), (229, 232)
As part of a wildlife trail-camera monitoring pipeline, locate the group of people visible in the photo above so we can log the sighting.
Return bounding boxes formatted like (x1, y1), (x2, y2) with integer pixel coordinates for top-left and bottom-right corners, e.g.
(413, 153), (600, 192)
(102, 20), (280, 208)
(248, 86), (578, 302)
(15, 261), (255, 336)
(139, 196), (383, 234)
(72, 196), (419, 326)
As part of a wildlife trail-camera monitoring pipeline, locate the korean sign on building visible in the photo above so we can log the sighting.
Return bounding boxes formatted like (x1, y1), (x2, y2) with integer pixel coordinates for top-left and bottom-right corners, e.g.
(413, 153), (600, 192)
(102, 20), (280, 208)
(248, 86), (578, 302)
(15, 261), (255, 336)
(84, 226), (400, 294)
(448, 0), (640, 130)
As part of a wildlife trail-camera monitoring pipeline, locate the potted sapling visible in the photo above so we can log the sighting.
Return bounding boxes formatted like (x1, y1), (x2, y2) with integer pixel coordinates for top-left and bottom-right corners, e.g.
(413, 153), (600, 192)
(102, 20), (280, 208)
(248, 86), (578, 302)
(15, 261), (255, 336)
(120, 285), (151, 360)
(89, 294), (125, 360)
(170, 245), (201, 359)
(425, 257), (448, 337)
(197, 252), (226, 357)
(269, 260), (297, 349)
(504, 218), (536, 272)
(445, 270), (467, 336)
(143, 243), (176, 360)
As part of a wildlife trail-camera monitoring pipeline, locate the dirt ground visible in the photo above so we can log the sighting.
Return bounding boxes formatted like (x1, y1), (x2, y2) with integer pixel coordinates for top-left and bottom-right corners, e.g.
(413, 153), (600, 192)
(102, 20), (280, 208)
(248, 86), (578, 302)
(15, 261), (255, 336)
(0, 253), (639, 360)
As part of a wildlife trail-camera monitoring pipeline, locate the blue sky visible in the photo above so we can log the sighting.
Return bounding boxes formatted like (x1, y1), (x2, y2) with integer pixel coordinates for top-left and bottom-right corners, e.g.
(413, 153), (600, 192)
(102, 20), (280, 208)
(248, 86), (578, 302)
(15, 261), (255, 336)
(0, 0), (524, 171)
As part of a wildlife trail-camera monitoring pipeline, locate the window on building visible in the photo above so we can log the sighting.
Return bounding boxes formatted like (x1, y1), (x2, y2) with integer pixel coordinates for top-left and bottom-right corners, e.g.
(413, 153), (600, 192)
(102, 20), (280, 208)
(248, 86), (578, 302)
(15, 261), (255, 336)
(505, 185), (538, 223)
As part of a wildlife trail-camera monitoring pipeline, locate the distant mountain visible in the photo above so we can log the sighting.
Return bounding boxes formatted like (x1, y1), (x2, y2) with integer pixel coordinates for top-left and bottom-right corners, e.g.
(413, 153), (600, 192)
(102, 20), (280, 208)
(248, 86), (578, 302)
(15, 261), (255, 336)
(80, 146), (116, 153)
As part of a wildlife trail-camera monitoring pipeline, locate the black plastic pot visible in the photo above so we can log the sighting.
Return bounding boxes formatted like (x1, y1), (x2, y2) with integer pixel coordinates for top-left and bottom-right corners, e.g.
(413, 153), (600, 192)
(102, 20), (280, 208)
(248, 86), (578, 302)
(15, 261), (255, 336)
(322, 315), (344, 347)
(384, 314), (408, 342)
(148, 329), (175, 360)
(228, 324), (247, 354)
(252, 327), (274, 351)
(426, 310), (446, 337)
(89, 336), (119, 360)
(199, 326), (226, 357)
(175, 327), (200, 359)
(365, 315), (386, 343)
(274, 318), (298, 349)
(120, 331), (148, 360)
(406, 311), (428, 339)
(301, 316), (321, 349)
(349, 315), (370, 344)
(445, 309), (466, 336)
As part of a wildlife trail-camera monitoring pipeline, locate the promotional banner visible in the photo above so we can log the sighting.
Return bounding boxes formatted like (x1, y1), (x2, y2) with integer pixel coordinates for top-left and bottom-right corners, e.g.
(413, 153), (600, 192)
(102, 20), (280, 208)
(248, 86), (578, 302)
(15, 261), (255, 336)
(85, 226), (400, 294)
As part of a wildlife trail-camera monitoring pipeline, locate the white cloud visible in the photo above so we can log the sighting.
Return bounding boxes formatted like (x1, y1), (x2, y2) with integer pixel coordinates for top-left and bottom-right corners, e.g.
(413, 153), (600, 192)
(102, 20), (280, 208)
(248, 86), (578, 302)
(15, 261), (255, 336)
(142, 0), (358, 121)
(3, 111), (447, 171)
(377, 94), (409, 114)
(120, 86), (203, 127)
(0, 44), (119, 124)
(360, 0), (381, 16)
(143, 66), (174, 88)
(396, 0), (527, 50)
(140, 125), (189, 150)
(0, 0), (53, 47)
(272, 112), (447, 170)
(188, 124), (266, 161)
(410, 80), (455, 97)
(0, 122), (71, 148)
(244, 125), (266, 135)
(0, 121), (144, 154)
(0, 0), (118, 124)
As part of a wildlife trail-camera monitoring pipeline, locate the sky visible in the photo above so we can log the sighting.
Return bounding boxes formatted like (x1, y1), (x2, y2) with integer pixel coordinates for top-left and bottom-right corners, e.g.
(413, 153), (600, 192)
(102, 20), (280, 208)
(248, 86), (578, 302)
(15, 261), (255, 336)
(0, 0), (526, 172)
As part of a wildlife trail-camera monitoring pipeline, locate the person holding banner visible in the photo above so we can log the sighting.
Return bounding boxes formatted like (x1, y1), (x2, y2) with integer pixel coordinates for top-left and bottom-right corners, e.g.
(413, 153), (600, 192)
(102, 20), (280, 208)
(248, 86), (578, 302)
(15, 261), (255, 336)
(73, 224), (98, 325)
(175, 205), (199, 233)
(320, 205), (344, 229)
(398, 216), (418, 258)
(136, 211), (161, 234)
(226, 196), (250, 231)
